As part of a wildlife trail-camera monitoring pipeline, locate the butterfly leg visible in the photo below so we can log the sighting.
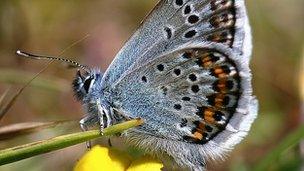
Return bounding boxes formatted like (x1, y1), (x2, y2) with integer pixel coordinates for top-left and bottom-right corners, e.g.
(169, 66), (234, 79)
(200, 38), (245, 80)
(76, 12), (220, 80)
(107, 138), (112, 147)
(80, 115), (98, 149)
(96, 99), (106, 134)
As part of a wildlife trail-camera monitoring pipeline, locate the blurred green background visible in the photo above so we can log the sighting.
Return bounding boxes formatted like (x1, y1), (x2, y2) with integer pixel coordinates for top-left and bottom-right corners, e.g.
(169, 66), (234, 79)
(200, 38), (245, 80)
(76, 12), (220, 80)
(0, 0), (303, 170)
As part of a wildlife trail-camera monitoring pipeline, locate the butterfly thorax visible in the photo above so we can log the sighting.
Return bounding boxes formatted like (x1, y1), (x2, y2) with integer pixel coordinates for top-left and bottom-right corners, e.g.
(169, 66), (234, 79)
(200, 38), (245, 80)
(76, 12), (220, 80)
(72, 69), (117, 129)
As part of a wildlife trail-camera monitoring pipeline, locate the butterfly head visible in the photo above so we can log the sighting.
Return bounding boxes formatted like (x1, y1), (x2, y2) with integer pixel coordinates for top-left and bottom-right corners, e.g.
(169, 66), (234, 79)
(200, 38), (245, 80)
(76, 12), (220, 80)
(72, 69), (103, 103)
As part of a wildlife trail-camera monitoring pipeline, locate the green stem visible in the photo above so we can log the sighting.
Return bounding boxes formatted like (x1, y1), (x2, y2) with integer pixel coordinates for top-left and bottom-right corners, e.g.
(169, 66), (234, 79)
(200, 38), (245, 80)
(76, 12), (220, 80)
(0, 119), (143, 165)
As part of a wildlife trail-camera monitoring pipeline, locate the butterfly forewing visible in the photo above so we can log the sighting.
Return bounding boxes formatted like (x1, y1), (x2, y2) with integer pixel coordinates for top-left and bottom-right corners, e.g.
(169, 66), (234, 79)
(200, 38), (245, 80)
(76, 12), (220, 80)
(102, 0), (251, 88)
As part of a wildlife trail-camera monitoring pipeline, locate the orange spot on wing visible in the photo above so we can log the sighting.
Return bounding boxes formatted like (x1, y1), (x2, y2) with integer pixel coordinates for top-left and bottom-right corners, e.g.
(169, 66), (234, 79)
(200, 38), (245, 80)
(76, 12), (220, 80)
(202, 56), (211, 63)
(218, 73), (228, 78)
(204, 108), (214, 117)
(214, 67), (222, 73)
(195, 122), (206, 133)
(205, 116), (215, 123)
(198, 122), (205, 130)
(217, 79), (228, 92)
(214, 94), (225, 108)
(203, 108), (216, 123)
(202, 56), (213, 67)
(203, 61), (213, 67)
(193, 131), (203, 140)
(213, 35), (221, 41)
(213, 67), (229, 78)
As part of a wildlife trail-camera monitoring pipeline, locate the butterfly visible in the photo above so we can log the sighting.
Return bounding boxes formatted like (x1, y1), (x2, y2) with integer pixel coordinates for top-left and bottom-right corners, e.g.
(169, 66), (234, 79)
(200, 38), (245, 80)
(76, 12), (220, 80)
(18, 0), (257, 170)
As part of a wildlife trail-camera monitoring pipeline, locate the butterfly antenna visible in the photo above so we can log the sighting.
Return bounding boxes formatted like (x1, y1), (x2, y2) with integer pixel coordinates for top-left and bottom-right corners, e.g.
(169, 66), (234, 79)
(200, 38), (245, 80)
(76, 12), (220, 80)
(16, 50), (89, 72)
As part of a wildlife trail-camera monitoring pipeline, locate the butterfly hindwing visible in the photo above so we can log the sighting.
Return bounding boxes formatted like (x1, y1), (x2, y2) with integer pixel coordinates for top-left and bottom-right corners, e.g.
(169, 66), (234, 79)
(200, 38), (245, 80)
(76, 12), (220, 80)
(110, 42), (256, 162)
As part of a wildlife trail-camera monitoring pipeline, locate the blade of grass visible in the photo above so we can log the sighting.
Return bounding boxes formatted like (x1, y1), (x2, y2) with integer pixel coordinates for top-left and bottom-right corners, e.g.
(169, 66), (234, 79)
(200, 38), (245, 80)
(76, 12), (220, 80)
(0, 34), (90, 121)
(0, 119), (143, 165)
(253, 125), (304, 171)
(0, 88), (10, 109)
(0, 61), (55, 121)
(58, 34), (89, 56)
(299, 44), (304, 170)
(0, 34), (91, 121)
(0, 120), (75, 140)
(0, 69), (69, 92)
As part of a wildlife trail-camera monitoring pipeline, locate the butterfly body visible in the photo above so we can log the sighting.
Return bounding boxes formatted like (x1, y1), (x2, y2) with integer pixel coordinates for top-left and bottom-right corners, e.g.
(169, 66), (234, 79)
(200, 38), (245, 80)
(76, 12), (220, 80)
(72, 0), (257, 170)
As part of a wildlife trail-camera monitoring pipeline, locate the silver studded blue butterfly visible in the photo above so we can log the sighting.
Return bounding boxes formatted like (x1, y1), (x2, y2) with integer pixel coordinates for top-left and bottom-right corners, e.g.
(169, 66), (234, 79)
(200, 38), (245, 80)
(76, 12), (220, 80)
(20, 0), (257, 170)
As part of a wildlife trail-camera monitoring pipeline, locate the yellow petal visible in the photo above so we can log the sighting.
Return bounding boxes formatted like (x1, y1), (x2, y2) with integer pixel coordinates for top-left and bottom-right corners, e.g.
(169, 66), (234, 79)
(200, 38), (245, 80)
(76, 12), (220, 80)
(127, 156), (164, 171)
(74, 146), (132, 171)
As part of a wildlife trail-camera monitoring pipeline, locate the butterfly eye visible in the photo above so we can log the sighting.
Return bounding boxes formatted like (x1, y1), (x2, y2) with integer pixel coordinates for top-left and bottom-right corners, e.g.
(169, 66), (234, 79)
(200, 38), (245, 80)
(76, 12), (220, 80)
(83, 77), (93, 93)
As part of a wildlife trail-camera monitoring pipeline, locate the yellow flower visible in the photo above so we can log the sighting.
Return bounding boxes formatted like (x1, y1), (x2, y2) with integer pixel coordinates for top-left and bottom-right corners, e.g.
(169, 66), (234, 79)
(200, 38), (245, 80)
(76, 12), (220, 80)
(126, 156), (164, 171)
(74, 146), (163, 171)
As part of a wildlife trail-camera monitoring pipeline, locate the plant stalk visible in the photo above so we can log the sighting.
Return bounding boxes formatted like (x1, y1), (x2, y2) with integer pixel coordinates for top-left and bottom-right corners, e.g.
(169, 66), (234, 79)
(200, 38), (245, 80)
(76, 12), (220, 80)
(0, 119), (143, 165)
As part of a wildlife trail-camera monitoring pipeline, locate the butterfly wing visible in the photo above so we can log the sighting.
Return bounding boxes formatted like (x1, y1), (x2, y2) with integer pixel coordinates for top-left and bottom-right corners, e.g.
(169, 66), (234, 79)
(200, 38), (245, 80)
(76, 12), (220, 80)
(102, 0), (255, 170)
(110, 42), (257, 169)
(102, 0), (252, 88)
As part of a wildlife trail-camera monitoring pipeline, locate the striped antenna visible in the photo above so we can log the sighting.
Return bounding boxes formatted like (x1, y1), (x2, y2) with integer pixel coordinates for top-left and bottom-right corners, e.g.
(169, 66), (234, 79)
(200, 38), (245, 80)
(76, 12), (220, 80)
(16, 50), (89, 72)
